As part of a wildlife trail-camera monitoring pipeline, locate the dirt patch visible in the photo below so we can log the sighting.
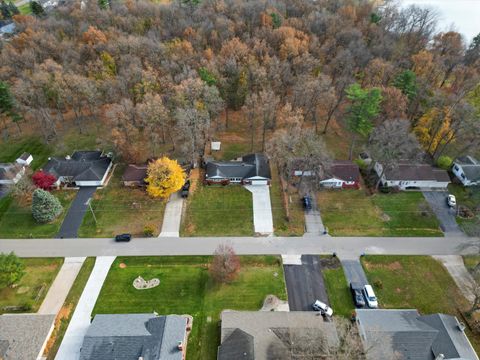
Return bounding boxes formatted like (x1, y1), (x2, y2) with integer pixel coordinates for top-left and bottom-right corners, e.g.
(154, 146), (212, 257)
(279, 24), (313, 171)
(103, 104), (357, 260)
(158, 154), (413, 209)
(189, 168), (201, 194)
(16, 286), (30, 294)
(320, 256), (341, 270)
(43, 303), (73, 356)
(363, 260), (403, 271)
(380, 213), (391, 222)
(260, 294), (289, 311)
(395, 288), (402, 293)
(119, 263), (127, 269)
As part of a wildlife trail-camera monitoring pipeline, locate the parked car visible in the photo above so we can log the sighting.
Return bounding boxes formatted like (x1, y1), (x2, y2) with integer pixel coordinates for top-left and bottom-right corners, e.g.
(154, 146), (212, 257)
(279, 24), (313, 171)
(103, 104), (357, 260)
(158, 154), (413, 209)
(302, 196), (312, 210)
(115, 233), (132, 242)
(447, 194), (456, 207)
(181, 180), (191, 198)
(350, 282), (366, 308)
(363, 284), (378, 308)
(312, 300), (333, 316)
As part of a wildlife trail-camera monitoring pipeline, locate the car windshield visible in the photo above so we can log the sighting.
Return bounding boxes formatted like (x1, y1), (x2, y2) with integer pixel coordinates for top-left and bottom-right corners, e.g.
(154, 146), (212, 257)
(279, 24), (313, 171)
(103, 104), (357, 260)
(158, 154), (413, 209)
(369, 296), (377, 301)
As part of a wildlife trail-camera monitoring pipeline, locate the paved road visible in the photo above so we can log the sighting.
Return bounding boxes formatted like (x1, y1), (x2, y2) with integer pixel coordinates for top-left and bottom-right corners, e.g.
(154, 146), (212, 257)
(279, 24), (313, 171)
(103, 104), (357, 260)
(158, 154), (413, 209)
(284, 255), (329, 310)
(423, 191), (464, 235)
(0, 235), (478, 258)
(159, 192), (184, 237)
(244, 185), (273, 235)
(55, 256), (115, 360)
(340, 258), (369, 286)
(38, 257), (86, 315)
(57, 187), (97, 238)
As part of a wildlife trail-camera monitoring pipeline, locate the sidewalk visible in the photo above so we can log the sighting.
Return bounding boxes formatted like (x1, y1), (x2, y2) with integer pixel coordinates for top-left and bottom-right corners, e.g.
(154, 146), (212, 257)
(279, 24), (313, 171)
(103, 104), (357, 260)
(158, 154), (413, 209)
(159, 192), (184, 237)
(55, 256), (115, 360)
(434, 255), (476, 303)
(38, 257), (86, 315)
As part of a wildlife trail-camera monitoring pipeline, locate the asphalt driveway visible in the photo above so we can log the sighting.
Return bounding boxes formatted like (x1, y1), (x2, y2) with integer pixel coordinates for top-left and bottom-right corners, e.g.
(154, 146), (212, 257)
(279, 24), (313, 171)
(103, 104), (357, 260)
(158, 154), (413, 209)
(340, 258), (368, 286)
(283, 255), (329, 311)
(422, 191), (464, 235)
(57, 187), (97, 238)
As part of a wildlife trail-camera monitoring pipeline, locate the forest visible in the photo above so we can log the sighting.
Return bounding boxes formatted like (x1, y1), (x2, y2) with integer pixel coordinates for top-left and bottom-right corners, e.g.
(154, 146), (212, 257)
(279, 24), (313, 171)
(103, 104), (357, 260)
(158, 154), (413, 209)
(0, 0), (479, 174)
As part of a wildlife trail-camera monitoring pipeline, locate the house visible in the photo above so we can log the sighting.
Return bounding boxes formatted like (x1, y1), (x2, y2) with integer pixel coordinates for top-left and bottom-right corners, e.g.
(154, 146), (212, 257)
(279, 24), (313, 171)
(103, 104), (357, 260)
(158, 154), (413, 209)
(217, 311), (339, 360)
(374, 162), (451, 190)
(356, 309), (479, 360)
(122, 164), (148, 187)
(79, 313), (190, 360)
(205, 153), (271, 185)
(0, 163), (25, 185)
(43, 151), (113, 187)
(15, 152), (33, 166)
(0, 313), (56, 360)
(452, 156), (480, 187)
(320, 160), (361, 189)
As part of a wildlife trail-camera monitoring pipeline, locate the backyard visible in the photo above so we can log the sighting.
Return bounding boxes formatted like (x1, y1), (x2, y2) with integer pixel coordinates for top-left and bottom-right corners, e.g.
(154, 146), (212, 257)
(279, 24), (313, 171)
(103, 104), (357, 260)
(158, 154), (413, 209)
(79, 166), (166, 237)
(0, 257), (63, 314)
(93, 256), (287, 360)
(181, 183), (254, 236)
(317, 190), (442, 236)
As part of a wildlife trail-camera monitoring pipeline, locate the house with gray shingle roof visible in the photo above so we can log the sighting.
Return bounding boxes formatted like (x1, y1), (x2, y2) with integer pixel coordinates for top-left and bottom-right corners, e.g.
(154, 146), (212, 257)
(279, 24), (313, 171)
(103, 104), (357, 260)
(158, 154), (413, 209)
(0, 313), (55, 360)
(43, 151), (112, 187)
(453, 156), (480, 187)
(356, 309), (479, 360)
(79, 313), (189, 360)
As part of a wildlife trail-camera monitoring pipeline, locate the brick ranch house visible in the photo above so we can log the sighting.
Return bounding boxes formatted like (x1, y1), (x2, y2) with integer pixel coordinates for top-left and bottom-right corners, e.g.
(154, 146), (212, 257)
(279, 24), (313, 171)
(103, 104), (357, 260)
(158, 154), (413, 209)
(205, 154), (271, 186)
(292, 160), (361, 189)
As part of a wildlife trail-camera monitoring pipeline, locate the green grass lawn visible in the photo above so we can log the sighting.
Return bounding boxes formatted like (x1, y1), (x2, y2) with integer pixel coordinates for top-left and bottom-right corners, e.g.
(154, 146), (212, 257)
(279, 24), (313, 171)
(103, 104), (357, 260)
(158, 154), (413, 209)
(93, 256), (287, 360)
(463, 256), (480, 273)
(270, 165), (304, 236)
(181, 184), (254, 236)
(448, 184), (480, 236)
(0, 136), (52, 170)
(79, 166), (166, 237)
(317, 190), (442, 236)
(46, 258), (95, 360)
(17, 2), (32, 14)
(0, 191), (76, 238)
(0, 257), (63, 314)
(321, 257), (355, 318)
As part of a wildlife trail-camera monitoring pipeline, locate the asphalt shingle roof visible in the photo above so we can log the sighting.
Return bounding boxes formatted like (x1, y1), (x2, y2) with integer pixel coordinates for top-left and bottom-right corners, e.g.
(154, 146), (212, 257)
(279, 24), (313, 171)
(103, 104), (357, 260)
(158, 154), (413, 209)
(206, 153), (271, 180)
(455, 156), (480, 182)
(384, 164), (450, 182)
(43, 151), (111, 182)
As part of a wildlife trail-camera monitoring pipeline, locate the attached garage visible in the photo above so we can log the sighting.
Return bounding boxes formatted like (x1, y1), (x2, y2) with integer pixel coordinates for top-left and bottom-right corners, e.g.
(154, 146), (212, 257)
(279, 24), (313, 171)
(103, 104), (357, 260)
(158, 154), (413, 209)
(250, 179), (268, 186)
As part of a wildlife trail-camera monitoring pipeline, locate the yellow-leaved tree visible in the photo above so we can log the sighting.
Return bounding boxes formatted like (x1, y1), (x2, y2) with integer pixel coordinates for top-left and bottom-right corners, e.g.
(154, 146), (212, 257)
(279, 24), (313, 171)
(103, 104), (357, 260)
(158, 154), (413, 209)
(414, 107), (454, 156)
(145, 157), (186, 198)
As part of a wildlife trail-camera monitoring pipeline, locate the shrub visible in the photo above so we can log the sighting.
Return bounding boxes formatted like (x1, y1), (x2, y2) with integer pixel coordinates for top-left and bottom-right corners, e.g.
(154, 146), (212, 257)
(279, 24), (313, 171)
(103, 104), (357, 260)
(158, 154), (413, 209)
(32, 171), (57, 190)
(31, 189), (63, 223)
(373, 279), (383, 290)
(436, 155), (453, 170)
(354, 158), (368, 170)
(0, 252), (25, 288)
(143, 224), (155, 237)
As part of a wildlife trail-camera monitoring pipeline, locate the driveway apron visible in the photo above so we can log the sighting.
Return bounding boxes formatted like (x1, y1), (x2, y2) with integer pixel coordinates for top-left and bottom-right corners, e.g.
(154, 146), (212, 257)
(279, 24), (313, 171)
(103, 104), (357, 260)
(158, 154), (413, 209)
(159, 191), (184, 237)
(55, 256), (115, 360)
(422, 191), (464, 235)
(283, 255), (330, 311)
(244, 185), (273, 235)
(57, 187), (97, 238)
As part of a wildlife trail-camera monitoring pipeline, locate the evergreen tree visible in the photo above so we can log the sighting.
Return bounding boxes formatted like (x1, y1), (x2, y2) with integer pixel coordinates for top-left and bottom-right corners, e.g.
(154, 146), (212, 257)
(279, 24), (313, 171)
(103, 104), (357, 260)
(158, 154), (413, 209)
(393, 70), (418, 102)
(98, 0), (109, 10)
(31, 189), (63, 223)
(0, 1), (11, 19)
(30, 1), (44, 16)
(7, 1), (19, 15)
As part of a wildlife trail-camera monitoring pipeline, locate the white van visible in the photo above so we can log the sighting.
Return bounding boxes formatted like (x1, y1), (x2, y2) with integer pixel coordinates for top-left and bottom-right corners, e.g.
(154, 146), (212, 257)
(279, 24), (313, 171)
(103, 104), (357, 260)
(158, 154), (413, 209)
(363, 285), (378, 308)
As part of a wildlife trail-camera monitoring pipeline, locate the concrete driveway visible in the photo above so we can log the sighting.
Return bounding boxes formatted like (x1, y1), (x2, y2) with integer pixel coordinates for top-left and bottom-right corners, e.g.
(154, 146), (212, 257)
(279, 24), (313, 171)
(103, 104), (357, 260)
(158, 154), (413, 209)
(340, 258), (368, 286)
(159, 192), (184, 237)
(304, 195), (326, 236)
(57, 187), (97, 238)
(244, 185), (273, 235)
(283, 255), (330, 311)
(422, 191), (464, 235)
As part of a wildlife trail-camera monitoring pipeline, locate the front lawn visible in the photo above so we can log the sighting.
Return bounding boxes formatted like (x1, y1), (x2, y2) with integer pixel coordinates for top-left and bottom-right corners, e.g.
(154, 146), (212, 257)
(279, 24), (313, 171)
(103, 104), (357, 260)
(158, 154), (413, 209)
(0, 191), (76, 238)
(317, 190), (442, 236)
(448, 184), (480, 236)
(0, 257), (63, 314)
(79, 166), (166, 237)
(93, 256), (287, 360)
(321, 256), (354, 318)
(181, 184), (254, 236)
(0, 136), (52, 170)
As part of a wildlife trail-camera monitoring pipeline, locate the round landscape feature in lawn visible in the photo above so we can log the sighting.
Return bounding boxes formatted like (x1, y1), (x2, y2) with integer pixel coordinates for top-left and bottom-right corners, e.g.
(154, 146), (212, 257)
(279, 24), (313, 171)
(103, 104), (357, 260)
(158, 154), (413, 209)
(133, 276), (160, 290)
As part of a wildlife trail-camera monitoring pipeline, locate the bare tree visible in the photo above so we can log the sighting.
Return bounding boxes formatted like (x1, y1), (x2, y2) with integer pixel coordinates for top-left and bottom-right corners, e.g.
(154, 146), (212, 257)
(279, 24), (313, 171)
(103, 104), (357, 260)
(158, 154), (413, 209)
(210, 244), (240, 284)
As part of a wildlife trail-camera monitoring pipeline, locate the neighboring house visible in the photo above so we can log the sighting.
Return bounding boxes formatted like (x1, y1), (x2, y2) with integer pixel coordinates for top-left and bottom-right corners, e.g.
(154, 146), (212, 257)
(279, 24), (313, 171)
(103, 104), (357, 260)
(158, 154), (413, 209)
(16, 152), (33, 166)
(320, 160), (361, 189)
(452, 156), (480, 187)
(0, 163), (25, 185)
(122, 164), (148, 187)
(205, 153), (271, 186)
(79, 313), (190, 360)
(356, 309), (479, 360)
(43, 151), (113, 187)
(374, 162), (450, 190)
(0, 313), (56, 360)
(217, 311), (339, 360)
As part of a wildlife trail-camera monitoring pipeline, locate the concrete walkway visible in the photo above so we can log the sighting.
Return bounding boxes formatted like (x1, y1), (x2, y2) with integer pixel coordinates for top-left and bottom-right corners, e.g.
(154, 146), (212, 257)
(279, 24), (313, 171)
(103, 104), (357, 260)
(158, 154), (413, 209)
(244, 185), (273, 235)
(38, 257), (86, 315)
(434, 255), (476, 303)
(159, 192), (184, 237)
(55, 256), (115, 360)
(304, 195), (326, 236)
(57, 187), (97, 239)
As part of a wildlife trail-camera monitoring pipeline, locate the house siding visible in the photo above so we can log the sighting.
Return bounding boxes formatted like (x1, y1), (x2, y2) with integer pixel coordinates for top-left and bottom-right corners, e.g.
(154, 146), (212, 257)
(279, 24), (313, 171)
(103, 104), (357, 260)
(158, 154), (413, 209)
(452, 163), (480, 186)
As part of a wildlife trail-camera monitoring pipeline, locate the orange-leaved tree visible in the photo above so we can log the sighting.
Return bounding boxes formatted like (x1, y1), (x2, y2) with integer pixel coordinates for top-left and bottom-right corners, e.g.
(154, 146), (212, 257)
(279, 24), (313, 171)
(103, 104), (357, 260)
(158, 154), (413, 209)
(145, 157), (186, 198)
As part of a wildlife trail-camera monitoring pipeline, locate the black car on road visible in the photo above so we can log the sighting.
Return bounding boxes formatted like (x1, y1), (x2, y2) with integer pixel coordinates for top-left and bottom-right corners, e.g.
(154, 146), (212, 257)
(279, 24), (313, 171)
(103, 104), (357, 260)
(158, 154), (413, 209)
(115, 233), (132, 242)
(350, 282), (365, 308)
(302, 196), (312, 210)
(181, 180), (191, 198)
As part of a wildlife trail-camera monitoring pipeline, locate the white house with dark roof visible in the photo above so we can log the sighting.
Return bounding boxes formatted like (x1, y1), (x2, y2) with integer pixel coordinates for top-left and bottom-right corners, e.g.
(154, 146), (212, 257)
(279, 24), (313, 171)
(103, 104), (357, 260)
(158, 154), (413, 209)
(43, 151), (112, 187)
(452, 156), (480, 187)
(356, 309), (479, 360)
(0, 163), (25, 185)
(15, 152), (33, 166)
(374, 162), (451, 190)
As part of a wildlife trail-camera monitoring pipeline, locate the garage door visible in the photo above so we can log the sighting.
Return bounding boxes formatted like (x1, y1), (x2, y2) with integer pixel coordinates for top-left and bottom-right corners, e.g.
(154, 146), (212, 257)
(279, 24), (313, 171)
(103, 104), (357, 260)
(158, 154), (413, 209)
(251, 180), (268, 185)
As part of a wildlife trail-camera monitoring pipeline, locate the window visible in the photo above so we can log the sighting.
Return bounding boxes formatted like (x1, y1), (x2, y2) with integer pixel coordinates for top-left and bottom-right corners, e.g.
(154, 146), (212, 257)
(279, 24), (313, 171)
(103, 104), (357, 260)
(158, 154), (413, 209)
(454, 165), (459, 171)
(461, 174), (466, 179)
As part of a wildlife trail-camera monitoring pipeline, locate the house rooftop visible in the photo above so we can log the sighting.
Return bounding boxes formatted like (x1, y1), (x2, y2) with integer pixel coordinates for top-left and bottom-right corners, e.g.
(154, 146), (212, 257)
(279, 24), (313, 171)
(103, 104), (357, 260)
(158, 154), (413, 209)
(455, 156), (480, 182)
(330, 160), (361, 182)
(206, 153), (271, 180)
(383, 164), (450, 182)
(0, 163), (22, 181)
(122, 164), (148, 183)
(0, 314), (55, 360)
(79, 314), (187, 360)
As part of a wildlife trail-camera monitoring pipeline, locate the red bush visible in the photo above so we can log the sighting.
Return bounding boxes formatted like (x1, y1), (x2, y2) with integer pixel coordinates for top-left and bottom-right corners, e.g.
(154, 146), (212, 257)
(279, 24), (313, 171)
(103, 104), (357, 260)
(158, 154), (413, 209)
(32, 171), (57, 190)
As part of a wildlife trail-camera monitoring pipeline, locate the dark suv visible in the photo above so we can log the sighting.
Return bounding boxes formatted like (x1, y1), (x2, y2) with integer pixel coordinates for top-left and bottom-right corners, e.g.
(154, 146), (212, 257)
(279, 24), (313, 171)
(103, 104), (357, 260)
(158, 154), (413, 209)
(350, 282), (365, 308)
(115, 233), (132, 242)
(302, 196), (312, 210)
(181, 180), (191, 198)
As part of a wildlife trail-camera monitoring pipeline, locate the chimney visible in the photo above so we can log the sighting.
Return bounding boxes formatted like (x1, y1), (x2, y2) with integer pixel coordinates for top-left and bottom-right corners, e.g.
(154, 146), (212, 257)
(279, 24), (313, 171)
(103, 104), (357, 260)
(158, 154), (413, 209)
(65, 155), (71, 160)
(435, 354), (445, 360)
(458, 322), (466, 332)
